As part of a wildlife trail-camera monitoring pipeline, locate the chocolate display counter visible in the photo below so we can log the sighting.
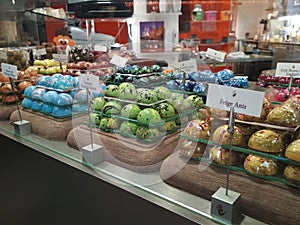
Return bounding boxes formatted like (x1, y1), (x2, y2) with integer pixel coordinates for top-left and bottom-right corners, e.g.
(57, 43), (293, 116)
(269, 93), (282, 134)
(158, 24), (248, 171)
(0, 119), (265, 225)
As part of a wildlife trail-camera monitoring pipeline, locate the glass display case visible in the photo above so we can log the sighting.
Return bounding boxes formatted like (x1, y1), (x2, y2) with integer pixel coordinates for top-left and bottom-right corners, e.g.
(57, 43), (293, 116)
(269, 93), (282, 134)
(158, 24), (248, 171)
(1, 1), (300, 225)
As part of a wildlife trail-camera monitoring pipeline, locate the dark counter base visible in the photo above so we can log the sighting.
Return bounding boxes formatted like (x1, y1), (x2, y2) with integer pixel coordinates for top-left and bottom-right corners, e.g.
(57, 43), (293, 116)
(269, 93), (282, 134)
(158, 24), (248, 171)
(0, 134), (199, 225)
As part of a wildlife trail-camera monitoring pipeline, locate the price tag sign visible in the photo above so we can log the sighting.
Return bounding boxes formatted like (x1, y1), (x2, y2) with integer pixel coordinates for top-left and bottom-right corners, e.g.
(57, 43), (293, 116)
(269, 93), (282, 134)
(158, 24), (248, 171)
(94, 45), (107, 52)
(170, 59), (197, 75)
(79, 74), (100, 93)
(1, 63), (18, 79)
(206, 48), (226, 62)
(275, 62), (300, 77)
(110, 55), (128, 67)
(36, 48), (47, 56)
(206, 84), (264, 117)
(52, 54), (68, 63)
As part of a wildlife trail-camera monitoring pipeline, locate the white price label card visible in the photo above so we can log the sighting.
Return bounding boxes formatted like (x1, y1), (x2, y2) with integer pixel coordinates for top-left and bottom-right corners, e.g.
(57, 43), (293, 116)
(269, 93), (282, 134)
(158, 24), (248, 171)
(206, 84), (264, 117)
(94, 45), (107, 52)
(275, 62), (300, 77)
(52, 54), (68, 63)
(1, 63), (18, 79)
(170, 59), (197, 75)
(206, 48), (226, 62)
(79, 74), (100, 93)
(110, 55), (128, 67)
(36, 48), (47, 56)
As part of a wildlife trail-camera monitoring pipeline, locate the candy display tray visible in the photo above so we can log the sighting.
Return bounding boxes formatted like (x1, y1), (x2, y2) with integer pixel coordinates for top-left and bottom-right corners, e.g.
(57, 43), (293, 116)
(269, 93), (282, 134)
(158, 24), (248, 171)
(67, 124), (181, 172)
(22, 107), (84, 121)
(85, 122), (182, 143)
(178, 130), (300, 188)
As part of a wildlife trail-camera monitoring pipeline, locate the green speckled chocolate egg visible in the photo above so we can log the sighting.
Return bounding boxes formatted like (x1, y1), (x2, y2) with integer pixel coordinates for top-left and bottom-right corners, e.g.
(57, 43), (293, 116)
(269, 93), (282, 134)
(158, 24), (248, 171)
(186, 95), (204, 108)
(91, 97), (106, 112)
(136, 126), (162, 141)
(119, 121), (139, 136)
(136, 89), (158, 104)
(99, 118), (109, 130)
(137, 108), (161, 126)
(121, 104), (141, 119)
(118, 82), (137, 101)
(156, 102), (176, 118)
(102, 101), (122, 115)
(89, 113), (101, 125)
(104, 84), (119, 97)
(153, 86), (172, 100)
(107, 117), (120, 129)
(165, 120), (177, 131)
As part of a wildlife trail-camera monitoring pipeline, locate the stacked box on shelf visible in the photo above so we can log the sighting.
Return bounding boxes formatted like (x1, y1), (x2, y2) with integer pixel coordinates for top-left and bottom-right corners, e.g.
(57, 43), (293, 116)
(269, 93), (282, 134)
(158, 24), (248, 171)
(178, 95), (300, 188)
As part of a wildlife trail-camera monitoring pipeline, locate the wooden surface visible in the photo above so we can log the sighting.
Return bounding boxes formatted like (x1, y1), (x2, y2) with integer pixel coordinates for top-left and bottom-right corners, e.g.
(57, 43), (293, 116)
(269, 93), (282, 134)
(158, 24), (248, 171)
(67, 125), (181, 173)
(10, 109), (86, 141)
(160, 152), (300, 225)
(0, 104), (17, 120)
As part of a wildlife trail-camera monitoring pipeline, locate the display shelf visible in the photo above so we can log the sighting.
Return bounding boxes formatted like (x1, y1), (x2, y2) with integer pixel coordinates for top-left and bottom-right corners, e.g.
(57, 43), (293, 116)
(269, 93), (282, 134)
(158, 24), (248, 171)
(179, 153), (299, 188)
(179, 133), (300, 167)
(22, 107), (85, 120)
(9, 108), (86, 140)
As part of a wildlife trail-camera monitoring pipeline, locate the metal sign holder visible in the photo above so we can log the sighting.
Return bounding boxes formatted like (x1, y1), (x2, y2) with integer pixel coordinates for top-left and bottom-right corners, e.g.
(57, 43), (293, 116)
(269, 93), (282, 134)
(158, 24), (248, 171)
(80, 76), (104, 166)
(9, 77), (31, 135)
(210, 107), (241, 224)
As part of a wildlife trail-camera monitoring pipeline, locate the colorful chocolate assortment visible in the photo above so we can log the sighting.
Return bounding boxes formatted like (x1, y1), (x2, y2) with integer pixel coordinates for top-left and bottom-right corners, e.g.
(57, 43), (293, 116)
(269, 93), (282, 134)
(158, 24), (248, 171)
(89, 81), (205, 142)
(166, 69), (249, 94)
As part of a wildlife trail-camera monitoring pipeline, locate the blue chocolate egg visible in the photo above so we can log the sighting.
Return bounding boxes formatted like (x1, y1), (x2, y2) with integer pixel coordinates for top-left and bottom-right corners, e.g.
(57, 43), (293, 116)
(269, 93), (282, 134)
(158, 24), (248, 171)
(41, 102), (54, 114)
(24, 86), (37, 98)
(52, 106), (72, 118)
(56, 93), (73, 106)
(22, 98), (33, 109)
(31, 100), (44, 111)
(31, 88), (47, 100)
(42, 90), (59, 104)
